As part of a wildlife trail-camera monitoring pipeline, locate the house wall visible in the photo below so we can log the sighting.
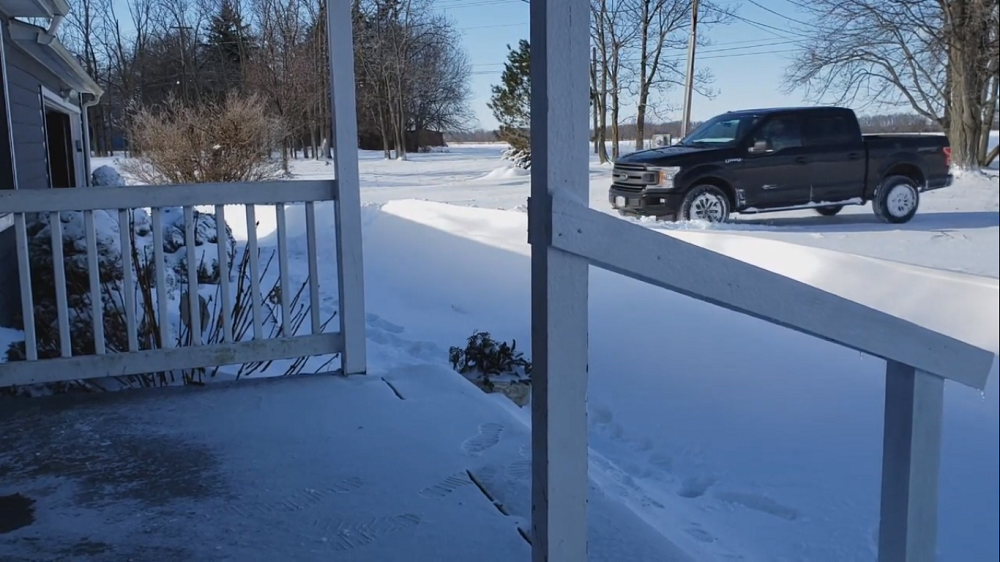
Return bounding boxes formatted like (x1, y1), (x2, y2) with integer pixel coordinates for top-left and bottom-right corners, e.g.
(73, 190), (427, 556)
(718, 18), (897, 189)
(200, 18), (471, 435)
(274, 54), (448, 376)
(2, 20), (66, 192)
(0, 19), (82, 328)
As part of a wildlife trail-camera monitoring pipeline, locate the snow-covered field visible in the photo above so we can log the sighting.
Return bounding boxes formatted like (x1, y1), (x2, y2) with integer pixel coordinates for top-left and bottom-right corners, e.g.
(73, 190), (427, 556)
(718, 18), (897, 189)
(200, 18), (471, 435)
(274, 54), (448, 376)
(5, 141), (996, 560)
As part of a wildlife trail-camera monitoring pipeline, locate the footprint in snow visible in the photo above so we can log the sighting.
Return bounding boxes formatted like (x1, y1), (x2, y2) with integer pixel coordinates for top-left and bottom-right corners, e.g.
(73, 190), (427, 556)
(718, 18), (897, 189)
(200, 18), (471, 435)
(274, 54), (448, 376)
(461, 423), (504, 457)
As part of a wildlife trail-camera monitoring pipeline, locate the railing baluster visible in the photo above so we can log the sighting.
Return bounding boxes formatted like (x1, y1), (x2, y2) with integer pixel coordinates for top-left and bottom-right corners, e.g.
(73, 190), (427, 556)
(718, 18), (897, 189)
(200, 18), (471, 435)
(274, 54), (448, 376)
(305, 201), (321, 334)
(14, 213), (37, 361)
(151, 208), (172, 348)
(245, 204), (263, 340)
(118, 209), (138, 351)
(184, 206), (202, 345)
(215, 205), (233, 342)
(84, 210), (105, 354)
(49, 212), (71, 357)
(275, 203), (291, 337)
(878, 361), (945, 561)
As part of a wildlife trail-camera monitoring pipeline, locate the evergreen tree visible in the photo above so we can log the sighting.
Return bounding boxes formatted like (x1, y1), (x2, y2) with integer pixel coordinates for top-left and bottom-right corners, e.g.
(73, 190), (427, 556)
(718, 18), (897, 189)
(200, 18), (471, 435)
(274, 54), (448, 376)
(487, 40), (531, 167)
(205, 0), (253, 94)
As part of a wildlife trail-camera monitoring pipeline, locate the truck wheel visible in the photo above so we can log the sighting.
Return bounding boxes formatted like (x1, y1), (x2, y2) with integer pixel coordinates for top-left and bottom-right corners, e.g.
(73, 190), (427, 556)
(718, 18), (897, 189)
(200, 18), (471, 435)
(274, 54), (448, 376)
(815, 205), (843, 216)
(873, 175), (920, 224)
(680, 185), (730, 223)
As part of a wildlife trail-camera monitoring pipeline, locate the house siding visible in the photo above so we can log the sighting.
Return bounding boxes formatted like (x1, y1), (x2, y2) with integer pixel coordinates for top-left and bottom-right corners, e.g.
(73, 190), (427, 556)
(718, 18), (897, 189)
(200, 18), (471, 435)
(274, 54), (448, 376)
(2, 20), (65, 191)
(1, 19), (80, 328)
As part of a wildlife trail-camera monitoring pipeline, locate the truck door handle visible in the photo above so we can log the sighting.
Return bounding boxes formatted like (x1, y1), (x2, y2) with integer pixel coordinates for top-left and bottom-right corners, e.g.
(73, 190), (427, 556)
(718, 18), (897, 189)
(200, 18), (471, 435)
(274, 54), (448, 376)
(794, 157), (808, 165)
(847, 153), (861, 160)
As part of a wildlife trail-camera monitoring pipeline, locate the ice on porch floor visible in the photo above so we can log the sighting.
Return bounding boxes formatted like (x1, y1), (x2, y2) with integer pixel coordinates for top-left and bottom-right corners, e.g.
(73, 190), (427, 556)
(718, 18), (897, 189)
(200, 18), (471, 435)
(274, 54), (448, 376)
(0, 364), (692, 561)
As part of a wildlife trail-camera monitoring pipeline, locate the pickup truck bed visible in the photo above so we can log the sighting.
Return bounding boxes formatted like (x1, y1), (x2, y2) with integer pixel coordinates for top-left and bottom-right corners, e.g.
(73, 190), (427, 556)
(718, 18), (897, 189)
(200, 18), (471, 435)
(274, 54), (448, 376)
(610, 107), (953, 224)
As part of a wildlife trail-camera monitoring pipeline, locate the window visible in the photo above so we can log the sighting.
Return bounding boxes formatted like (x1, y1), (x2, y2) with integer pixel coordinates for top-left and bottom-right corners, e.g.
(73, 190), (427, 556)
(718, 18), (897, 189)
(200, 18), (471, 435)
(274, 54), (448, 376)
(805, 115), (857, 146)
(680, 114), (761, 147)
(752, 115), (803, 152)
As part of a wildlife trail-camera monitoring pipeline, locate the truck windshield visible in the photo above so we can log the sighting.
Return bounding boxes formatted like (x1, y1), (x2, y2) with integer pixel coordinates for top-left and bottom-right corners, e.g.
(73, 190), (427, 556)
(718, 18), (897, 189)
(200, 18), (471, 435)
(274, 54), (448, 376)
(678, 113), (760, 147)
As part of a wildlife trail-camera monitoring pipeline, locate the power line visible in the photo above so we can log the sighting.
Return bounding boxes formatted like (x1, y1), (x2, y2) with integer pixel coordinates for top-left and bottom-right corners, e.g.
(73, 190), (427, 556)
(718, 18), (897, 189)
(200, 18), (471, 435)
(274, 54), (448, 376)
(744, 0), (814, 28)
(468, 47), (800, 76)
(435, 0), (523, 10)
(470, 38), (804, 68)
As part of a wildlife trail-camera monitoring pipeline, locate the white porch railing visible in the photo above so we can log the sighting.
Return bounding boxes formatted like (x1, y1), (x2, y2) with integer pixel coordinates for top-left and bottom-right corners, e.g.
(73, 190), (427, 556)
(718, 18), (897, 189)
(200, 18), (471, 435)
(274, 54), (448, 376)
(527, 1), (995, 561)
(0, 0), (365, 388)
(0, 179), (365, 386)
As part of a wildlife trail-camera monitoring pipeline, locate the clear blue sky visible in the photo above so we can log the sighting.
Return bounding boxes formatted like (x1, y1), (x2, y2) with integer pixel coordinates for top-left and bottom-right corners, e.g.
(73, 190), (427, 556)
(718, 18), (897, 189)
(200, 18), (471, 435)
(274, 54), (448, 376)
(435, 0), (814, 130)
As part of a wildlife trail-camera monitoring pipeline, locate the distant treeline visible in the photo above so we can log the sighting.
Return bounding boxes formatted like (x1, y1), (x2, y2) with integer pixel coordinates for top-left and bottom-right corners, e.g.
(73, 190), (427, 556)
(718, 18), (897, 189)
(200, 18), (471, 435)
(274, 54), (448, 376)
(445, 113), (997, 143)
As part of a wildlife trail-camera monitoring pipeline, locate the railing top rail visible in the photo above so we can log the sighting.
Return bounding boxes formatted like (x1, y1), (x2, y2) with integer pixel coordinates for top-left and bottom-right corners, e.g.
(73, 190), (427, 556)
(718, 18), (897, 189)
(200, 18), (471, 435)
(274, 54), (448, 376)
(545, 194), (995, 390)
(0, 179), (339, 214)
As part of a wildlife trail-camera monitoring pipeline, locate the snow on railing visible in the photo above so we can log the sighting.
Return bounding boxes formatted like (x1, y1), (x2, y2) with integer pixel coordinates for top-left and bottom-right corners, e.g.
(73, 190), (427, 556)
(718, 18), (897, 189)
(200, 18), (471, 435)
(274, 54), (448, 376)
(527, 1), (994, 561)
(0, 180), (355, 388)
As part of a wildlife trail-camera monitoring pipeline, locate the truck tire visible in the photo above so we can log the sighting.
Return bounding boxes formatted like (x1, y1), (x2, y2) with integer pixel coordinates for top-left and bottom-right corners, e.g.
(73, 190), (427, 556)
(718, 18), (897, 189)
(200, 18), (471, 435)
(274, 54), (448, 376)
(679, 185), (731, 223)
(873, 175), (920, 224)
(815, 205), (843, 216)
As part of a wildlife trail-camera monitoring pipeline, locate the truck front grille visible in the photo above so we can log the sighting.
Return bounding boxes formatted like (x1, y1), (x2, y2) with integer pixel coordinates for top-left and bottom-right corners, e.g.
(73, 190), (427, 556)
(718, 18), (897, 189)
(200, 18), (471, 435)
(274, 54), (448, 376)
(612, 163), (658, 192)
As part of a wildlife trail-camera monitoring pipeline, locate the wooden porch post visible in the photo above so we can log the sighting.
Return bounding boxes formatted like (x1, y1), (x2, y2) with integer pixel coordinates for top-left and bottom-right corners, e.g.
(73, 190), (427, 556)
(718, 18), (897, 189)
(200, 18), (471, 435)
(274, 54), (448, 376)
(878, 361), (945, 561)
(528, 0), (591, 560)
(326, 0), (368, 375)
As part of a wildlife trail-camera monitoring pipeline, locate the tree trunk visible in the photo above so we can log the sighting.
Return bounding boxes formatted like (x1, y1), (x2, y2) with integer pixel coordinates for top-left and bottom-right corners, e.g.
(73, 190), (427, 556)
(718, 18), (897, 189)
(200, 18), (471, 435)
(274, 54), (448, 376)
(978, 73), (997, 166)
(636, 2), (650, 151)
(636, 89), (649, 152)
(610, 58), (620, 160)
(985, 144), (999, 167)
(948, 47), (984, 169)
(597, 69), (609, 163)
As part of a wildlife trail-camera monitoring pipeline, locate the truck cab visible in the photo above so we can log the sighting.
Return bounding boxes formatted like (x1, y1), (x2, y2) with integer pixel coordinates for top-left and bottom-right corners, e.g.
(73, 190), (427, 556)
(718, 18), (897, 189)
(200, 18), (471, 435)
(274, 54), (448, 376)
(610, 106), (953, 224)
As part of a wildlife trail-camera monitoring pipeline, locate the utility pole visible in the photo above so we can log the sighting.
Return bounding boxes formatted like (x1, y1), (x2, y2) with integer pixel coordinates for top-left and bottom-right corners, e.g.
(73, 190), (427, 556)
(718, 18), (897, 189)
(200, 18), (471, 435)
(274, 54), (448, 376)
(679, 0), (699, 138)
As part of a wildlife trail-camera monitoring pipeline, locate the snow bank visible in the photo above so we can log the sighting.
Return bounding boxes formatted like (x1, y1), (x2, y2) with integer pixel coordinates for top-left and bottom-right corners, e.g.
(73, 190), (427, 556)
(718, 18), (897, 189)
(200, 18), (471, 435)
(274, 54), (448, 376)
(477, 165), (530, 181)
(657, 228), (998, 354)
(361, 199), (998, 561)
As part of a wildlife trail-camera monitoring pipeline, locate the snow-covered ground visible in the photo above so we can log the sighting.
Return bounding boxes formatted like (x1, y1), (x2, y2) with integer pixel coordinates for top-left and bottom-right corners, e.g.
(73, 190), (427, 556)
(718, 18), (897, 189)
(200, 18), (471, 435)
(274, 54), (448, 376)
(4, 141), (995, 560)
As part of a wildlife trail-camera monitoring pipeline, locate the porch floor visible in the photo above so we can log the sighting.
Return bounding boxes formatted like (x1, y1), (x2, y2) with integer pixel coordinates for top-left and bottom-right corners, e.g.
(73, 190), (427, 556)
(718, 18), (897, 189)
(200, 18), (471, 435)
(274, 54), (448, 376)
(0, 365), (691, 561)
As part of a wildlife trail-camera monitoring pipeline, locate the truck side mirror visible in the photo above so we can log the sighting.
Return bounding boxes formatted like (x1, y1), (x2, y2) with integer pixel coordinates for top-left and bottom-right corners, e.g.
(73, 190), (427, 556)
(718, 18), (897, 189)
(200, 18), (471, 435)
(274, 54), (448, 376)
(749, 140), (772, 154)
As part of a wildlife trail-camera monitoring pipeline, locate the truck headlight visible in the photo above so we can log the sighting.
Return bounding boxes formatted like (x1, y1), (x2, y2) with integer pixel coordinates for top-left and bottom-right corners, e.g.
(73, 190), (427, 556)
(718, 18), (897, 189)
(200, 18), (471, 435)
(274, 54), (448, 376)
(648, 166), (681, 187)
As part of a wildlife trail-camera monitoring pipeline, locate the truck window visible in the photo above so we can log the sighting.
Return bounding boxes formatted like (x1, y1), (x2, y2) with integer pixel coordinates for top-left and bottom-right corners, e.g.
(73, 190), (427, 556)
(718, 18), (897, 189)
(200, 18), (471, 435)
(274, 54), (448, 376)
(752, 115), (802, 152)
(805, 115), (856, 146)
(679, 113), (761, 147)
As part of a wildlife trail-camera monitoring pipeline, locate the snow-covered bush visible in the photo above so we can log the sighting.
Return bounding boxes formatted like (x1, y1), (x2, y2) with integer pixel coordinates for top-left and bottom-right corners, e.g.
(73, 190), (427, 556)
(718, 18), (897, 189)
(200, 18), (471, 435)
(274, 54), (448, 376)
(91, 165), (125, 187)
(3, 205), (330, 394)
(449, 330), (531, 406)
(501, 147), (531, 170)
(121, 93), (282, 185)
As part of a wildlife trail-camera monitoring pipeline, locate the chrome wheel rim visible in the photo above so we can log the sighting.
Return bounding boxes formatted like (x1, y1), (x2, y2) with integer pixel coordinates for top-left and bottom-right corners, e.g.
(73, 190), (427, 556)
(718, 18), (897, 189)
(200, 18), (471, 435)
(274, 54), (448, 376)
(690, 193), (726, 222)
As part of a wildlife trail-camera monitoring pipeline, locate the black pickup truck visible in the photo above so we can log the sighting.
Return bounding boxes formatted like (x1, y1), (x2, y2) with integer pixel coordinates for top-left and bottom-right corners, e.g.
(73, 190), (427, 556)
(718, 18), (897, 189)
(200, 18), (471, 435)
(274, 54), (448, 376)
(609, 106), (953, 224)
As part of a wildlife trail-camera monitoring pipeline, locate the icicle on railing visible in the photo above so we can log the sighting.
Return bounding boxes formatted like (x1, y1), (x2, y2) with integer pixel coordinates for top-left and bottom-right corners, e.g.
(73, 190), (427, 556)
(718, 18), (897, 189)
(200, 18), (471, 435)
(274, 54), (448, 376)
(183, 206), (202, 345)
(151, 208), (172, 349)
(50, 211), (71, 357)
(245, 204), (263, 340)
(118, 209), (139, 352)
(84, 210), (105, 355)
(305, 201), (322, 334)
(14, 213), (36, 361)
(215, 205), (233, 343)
(275, 203), (292, 337)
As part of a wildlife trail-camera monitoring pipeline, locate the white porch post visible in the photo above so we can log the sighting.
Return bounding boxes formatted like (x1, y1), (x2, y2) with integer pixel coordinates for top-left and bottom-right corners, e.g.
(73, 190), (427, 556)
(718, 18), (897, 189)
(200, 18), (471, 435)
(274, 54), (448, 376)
(326, 0), (368, 375)
(528, 0), (591, 560)
(878, 361), (945, 562)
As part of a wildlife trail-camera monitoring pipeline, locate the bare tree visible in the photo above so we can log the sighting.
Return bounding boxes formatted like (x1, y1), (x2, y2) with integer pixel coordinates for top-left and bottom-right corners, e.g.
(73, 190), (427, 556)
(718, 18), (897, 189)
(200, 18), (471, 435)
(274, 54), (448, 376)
(627, 0), (729, 150)
(591, 0), (611, 162)
(784, 0), (998, 169)
(591, 0), (638, 159)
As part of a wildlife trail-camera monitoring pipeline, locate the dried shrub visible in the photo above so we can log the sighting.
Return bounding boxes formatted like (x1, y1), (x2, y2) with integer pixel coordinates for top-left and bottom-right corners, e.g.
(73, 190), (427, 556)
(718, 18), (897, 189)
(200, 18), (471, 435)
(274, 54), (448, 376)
(121, 92), (283, 185)
(449, 330), (531, 380)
